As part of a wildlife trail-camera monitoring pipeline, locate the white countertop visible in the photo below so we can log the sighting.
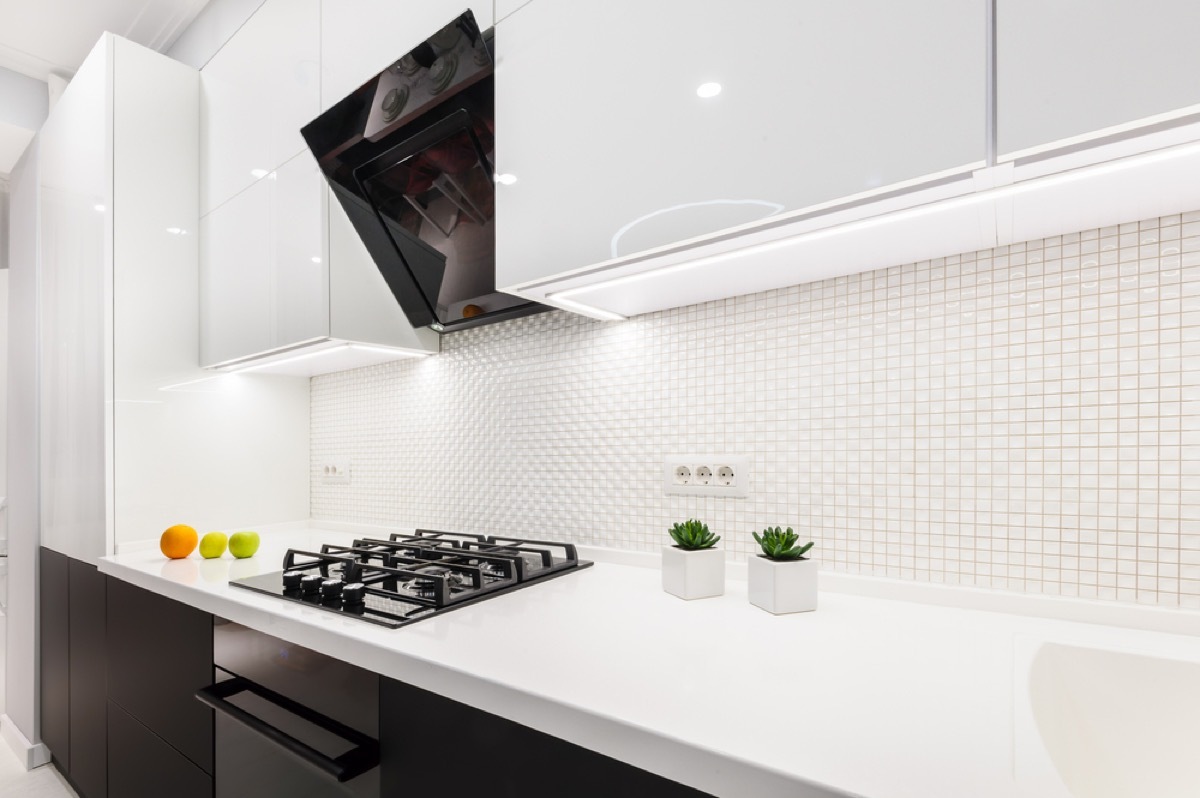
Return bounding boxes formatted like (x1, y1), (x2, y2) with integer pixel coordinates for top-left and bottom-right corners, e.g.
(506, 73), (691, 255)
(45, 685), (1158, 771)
(100, 526), (1200, 798)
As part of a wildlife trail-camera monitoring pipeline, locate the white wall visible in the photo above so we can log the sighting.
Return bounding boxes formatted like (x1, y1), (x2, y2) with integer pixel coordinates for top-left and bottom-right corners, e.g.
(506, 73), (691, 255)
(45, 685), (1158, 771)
(313, 208), (1200, 611)
(1, 267), (8, 506)
(3, 142), (43, 763)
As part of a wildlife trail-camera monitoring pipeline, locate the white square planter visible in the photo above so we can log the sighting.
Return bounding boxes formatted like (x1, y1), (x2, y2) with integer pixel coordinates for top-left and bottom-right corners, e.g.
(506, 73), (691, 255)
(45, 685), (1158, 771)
(748, 556), (818, 614)
(661, 546), (725, 600)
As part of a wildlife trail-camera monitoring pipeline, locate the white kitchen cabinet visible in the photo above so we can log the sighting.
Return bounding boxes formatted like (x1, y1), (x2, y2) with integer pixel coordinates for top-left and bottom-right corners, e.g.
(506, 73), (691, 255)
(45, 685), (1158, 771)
(199, 166), (274, 366)
(320, 0), (495, 111)
(199, 0), (441, 372)
(199, 151), (440, 370)
(200, 151), (327, 366)
(31, 33), (311, 565)
(494, 0), (987, 293)
(494, 0), (532, 24)
(997, 0), (1200, 160)
(37, 37), (111, 563)
(200, 0), (320, 215)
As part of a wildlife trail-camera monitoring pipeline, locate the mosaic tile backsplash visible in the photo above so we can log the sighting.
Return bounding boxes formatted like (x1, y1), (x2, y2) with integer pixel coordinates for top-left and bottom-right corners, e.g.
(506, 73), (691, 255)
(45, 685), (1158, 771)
(312, 210), (1200, 608)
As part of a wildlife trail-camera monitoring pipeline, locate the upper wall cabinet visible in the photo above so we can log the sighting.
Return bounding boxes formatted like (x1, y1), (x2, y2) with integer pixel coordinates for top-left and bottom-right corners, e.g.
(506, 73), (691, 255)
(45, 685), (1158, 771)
(199, 0), (441, 372)
(494, 0), (987, 292)
(997, 0), (1200, 160)
(200, 0), (320, 215)
(494, 0), (532, 23)
(320, 1), (495, 110)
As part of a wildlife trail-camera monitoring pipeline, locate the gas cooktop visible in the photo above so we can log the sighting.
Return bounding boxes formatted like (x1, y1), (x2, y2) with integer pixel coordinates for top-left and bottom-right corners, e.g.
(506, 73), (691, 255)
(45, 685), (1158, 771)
(229, 530), (593, 628)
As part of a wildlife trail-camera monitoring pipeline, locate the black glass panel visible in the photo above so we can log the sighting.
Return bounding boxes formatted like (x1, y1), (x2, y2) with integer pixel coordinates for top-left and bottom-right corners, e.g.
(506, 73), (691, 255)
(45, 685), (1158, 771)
(301, 11), (545, 332)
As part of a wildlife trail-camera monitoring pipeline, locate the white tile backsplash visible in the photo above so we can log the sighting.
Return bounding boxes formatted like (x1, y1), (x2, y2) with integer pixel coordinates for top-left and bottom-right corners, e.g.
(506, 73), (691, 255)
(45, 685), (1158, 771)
(312, 209), (1200, 609)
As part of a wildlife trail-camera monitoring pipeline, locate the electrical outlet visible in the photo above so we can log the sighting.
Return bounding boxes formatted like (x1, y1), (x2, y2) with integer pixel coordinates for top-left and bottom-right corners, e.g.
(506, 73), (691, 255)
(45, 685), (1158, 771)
(663, 455), (749, 497)
(321, 459), (351, 485)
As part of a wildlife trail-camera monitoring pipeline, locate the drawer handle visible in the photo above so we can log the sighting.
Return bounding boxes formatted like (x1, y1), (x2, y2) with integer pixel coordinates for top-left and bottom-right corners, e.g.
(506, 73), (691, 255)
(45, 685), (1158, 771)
(195, 676), (379, 782)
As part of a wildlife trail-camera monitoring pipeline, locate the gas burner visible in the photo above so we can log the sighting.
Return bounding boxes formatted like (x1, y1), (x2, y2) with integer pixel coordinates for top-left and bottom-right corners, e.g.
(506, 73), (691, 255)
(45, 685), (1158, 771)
(230, 530), (593, 629)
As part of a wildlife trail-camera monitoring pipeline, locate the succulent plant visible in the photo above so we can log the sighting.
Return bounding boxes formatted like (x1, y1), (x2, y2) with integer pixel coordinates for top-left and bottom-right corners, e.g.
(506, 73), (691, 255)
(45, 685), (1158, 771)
(669, 519), (720, 550)
(753, 526), (814, 561)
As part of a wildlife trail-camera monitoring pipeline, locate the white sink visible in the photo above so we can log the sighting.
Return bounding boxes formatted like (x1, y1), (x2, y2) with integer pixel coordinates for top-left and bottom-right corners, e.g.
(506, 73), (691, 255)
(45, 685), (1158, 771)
(1016, 640), (1200, 797)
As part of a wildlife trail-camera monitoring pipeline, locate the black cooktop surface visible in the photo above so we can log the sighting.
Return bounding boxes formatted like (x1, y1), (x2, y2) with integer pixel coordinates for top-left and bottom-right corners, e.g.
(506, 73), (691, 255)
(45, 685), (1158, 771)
(230, 530), (593, 628)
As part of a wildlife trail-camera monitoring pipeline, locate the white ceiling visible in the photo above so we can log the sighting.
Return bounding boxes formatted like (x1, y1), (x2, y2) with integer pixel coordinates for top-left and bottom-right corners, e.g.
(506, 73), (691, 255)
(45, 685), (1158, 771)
(0, 0), (212, 81)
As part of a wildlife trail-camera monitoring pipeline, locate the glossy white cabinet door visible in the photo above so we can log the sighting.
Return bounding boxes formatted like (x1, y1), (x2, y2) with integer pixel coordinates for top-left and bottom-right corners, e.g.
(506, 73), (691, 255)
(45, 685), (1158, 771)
(271, 152), (329, 349)
(201, 152), (330, 366)
(37, 37), (111, 564)
(998, 0), (1200, 159)
(200, 0), (320, 215)
(201, 177), (274, 365)
(495, 0), (986, 290)
(320, 0), (495, 110)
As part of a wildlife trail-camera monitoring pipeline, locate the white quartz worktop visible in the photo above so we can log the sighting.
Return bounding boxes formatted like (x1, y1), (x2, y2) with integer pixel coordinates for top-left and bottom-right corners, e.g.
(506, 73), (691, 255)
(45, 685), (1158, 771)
(100, 526), (1200, 798)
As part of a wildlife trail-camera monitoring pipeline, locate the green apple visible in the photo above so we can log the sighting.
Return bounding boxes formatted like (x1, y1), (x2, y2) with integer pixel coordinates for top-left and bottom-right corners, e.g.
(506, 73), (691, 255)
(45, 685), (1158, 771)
(228, 531), (260, 559)
(199, 531), (228, 559)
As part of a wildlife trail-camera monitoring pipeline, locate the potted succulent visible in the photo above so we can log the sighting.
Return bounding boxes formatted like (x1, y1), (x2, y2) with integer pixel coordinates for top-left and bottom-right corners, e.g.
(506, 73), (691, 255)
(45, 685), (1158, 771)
(748, 527), (817, 614)
(661, 519), (725, 600)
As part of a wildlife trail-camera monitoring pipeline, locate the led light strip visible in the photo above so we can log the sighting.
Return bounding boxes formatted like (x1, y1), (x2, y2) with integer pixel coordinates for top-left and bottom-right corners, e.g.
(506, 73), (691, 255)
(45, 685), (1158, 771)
(223, 343), (430, 373)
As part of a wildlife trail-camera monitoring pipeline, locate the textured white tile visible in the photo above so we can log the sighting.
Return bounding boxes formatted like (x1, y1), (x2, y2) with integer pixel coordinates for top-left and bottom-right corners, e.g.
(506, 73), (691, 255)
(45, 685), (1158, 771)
(311, 210), (1200, 609)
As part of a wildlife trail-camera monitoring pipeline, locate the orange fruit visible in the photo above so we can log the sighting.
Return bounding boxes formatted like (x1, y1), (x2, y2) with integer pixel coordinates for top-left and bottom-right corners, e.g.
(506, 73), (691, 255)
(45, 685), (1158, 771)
(160, 524), (198, 559)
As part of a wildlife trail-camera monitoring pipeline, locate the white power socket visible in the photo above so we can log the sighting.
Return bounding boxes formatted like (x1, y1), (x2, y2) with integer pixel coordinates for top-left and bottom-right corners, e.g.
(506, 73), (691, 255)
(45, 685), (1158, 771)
(663, 455), (749, 497)
(321, 459), (351, 484)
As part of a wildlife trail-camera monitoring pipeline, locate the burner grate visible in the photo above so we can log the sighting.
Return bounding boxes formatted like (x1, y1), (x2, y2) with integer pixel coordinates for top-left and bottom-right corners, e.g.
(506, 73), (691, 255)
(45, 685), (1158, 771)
(229, 529), (592, 628)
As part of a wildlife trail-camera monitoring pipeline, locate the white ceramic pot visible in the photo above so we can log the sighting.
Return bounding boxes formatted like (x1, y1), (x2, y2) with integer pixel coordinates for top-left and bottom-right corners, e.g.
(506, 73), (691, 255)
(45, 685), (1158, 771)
(748, 556), (817, 614)
(661, 546), (725, 600)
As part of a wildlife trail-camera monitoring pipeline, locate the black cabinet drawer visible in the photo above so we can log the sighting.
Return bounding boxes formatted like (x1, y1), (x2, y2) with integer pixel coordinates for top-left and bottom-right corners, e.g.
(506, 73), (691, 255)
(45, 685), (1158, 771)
(209, 621), (379, 798)
(108, 701), (212, 798)
(380, 679), (713, 798)
(107, 577), (214, 774)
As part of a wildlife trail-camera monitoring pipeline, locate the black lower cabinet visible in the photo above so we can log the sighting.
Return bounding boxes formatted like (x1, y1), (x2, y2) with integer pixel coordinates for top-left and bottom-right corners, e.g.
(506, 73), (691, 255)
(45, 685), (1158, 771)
(68, 559), (108, 798)
(107, 576), (214, 776)
(38, 548), (71, 773)
(379, 678), (714, 798)
(39, 548), (108, 798)
(207, 620), (380, 798)
(108, 701), (212, 798)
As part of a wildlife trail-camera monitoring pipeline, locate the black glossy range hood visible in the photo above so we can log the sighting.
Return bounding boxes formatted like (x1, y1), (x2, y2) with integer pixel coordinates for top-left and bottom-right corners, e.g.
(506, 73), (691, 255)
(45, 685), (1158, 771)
(301, 11), (545, 333)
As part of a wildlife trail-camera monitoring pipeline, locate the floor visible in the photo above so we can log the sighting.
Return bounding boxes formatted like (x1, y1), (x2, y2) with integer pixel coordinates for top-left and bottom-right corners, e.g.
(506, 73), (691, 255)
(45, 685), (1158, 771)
(0, 603), (76, 798)
(0, 742), (77, 797)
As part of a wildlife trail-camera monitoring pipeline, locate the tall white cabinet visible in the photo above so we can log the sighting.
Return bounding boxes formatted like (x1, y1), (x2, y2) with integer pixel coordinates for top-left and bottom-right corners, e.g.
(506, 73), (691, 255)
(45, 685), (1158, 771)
(34, 34), (311, 564)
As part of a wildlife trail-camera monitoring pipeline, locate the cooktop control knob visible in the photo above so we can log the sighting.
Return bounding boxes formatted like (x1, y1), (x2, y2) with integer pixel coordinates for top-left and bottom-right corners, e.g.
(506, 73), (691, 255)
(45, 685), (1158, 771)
(300, 574), (324, 595)
(282, 571), (304, 590)
(320, 579), (343, 600)
(341, 582), (366, 605)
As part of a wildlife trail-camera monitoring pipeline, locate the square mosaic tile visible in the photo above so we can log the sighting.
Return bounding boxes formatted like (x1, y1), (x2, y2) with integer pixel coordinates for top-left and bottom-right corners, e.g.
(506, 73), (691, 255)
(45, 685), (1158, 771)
(312, 209), (1200, 609)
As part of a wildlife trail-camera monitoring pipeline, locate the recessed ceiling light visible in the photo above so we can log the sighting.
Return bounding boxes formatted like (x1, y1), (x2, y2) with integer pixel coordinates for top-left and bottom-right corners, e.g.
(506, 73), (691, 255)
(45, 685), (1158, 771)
(311, 256), (322, 263)
(250, 168), (270, 179)
(696, 82), (722, 99)
(93, 204), (106, 212)
(166, 227), (186, 235)
(494, 173), (518, 186)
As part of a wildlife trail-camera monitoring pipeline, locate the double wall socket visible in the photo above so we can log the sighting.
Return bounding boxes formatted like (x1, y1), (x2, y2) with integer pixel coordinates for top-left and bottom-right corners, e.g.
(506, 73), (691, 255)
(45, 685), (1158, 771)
(663, 455), (749, 497)
(321, 459), (351, 484)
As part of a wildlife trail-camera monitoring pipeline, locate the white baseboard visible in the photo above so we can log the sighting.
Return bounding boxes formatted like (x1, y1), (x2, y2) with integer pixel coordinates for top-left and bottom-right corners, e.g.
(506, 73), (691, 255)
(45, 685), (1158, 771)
(1, 714), (50, 770)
